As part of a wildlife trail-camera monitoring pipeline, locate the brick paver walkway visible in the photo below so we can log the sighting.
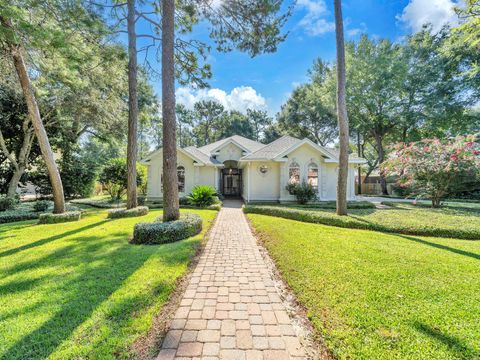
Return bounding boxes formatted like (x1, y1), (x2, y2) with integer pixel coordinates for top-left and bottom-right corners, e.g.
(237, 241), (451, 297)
(157, 200), (307, 360)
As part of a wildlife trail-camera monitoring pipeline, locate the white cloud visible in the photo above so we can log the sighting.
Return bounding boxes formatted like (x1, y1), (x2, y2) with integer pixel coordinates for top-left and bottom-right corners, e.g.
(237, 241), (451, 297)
(175, 86), (267, 113)
(297, 0), (335, 36)
(346, 22), (367, 38)
(398, 0), (460, 33)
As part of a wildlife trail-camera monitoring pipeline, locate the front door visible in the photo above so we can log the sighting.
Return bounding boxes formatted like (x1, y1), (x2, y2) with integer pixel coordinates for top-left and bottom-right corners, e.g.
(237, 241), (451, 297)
(221, 168), (242, 197)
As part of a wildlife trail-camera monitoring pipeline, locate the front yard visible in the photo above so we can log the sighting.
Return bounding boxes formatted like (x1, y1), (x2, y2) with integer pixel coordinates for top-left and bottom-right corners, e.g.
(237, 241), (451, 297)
(248, 214), (480, 359)
(244, 201), (480, 239)
(0, 207), (217, 360)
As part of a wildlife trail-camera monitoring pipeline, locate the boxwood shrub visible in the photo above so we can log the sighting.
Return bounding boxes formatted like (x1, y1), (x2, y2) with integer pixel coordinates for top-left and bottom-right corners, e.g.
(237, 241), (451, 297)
(131, 213), (202, 245)
(243, 205), (480, 240)
(38, 211), (82, 224)
(0, 211), (39, 224)
(107, 206), (149, 219)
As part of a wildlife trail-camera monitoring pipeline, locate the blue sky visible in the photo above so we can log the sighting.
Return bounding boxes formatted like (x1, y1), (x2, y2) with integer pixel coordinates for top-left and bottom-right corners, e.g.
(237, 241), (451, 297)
(135, 0), (461, 115)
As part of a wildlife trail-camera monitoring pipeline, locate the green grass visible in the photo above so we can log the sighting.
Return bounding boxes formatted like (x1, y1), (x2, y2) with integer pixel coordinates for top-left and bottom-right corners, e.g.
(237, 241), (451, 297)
(244, 201), (480, 239)
(0, 207), (217, 360)
(248, 214), (480, 359)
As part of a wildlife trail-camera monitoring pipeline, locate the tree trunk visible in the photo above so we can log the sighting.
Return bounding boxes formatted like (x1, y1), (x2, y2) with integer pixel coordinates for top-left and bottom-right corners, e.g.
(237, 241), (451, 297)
(126, 0), (138, 209)
(356, 131), (362, 195)
(374, 133), (388, 195)
(7, 165), (25, 198)
(1, 17), (65, 213)
(162, 0), (180, 221)
(334, 0), (350, 216)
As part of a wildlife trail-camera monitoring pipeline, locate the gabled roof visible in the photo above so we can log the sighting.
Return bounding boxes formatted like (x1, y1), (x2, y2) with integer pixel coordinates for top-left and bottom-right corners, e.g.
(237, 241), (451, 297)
(183, 146), (222, 166)
(198, 135), (265, 155)
(241, 135), (301, 160)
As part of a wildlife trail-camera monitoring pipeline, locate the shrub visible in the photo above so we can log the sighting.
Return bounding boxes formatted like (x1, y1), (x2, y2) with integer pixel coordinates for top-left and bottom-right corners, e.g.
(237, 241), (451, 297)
(291, 201), (375, 209)
(33, 200), (51, 212)
(99, 158), (146, 201)
(285, 181), (317, 204)
(137, 195), (146, 206)
(0, 196), (18, 211)
(179, 196), (190, 205)
(243, 205), (480, 240)
(382, 136), (480, 207)
(38, 211), (81, 224)
(187, 185), (218, 207)
(131, 213), (202, 245)
(29, 152), (98, 199)
(0, 211), (38, 224)
(107, 206), (149, 219)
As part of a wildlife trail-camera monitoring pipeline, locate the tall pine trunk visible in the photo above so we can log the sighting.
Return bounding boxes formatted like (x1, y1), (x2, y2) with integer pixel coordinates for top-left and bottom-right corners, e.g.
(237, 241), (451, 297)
(375, 133), (388, 195)
(162, 0), (180, 221)
(126, 0), (138, 209)
(356, 131), (362, 195)
(1, 17), (65, 213)
(334, 0), (349, 215)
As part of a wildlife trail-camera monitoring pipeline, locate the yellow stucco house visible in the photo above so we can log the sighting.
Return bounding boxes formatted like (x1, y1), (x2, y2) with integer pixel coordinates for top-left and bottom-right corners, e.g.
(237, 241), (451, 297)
(141, 135), (365, 203)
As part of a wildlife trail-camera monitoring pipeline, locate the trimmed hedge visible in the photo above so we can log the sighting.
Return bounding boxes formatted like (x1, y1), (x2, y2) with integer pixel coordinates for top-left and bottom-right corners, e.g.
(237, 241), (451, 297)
(38, 211), (82, 224)
(243, 205), (480, 240)
(71, 198), (125, 209)
(131, 213), (202, 245)
(107, 206), (149, 219)
(0, 211), (39, 224)
(289, 201), (375, 210)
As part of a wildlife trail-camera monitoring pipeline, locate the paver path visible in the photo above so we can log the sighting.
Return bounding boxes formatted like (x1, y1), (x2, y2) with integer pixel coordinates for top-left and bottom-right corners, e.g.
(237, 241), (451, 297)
(158, 200), (307, 360)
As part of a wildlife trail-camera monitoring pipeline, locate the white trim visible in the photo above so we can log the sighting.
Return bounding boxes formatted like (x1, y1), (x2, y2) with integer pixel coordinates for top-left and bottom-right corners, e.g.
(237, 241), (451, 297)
(273, 138), (338, 162)
(209, 138), (252, 154)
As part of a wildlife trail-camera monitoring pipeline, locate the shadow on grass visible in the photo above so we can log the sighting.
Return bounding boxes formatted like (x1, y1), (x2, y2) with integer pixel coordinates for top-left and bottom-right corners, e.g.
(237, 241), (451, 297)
(0, 220), (107, 258)
(414, 322), (479, 358)
(1, 221), (196, 359)
(397, 234), (480, 261)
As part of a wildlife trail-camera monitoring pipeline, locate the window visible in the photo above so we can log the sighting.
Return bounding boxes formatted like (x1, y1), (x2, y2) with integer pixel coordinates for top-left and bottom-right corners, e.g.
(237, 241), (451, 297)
(288, 161), (300, 185)
(177, 166), (185, 192)
(307, 162), (318, 190)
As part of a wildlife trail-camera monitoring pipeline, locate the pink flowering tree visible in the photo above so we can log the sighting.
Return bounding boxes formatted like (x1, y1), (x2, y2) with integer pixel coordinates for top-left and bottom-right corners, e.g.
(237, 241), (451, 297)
(381, 136), (480, 207)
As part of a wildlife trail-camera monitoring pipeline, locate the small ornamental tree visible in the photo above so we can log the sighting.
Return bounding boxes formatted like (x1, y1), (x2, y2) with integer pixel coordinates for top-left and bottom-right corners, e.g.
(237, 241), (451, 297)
(99, 158), (146, 201)
(381, 136), (480, 207)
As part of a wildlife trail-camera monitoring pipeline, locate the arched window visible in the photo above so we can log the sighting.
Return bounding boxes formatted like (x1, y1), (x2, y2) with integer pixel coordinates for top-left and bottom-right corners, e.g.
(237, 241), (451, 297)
(177, 166), (185, 192)
(307, 162), (318, 190)
(288, 161), (300, 185)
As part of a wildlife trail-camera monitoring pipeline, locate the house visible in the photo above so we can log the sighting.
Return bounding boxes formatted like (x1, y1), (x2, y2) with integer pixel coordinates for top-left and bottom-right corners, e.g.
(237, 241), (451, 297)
(141, 135), (366, 203)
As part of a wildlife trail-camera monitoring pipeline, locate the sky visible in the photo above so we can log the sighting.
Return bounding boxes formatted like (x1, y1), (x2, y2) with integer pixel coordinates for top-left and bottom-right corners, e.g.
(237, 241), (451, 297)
(136, 0), (462, 115)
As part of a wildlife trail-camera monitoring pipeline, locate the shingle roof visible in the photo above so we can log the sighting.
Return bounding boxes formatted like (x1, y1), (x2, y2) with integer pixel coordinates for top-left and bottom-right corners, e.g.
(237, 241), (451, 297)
(198, 135), (265, 155)
(241, 135), (302, 160)
(183, 146), (222, 165)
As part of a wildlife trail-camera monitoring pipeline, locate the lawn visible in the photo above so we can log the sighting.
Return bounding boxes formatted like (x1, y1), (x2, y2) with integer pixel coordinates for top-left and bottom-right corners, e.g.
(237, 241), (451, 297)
(0, 207), (217, 360)
(248, 214), (480, 359)
(244, 201), (480, 239)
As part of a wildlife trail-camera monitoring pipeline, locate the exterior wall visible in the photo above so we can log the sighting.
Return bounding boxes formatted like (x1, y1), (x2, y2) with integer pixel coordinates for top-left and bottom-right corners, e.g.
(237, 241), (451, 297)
(242, 164), (249, 201)
(215, 143), (244, 163)
(146, 151), (196, 199)
(276, 143), (357, 202)
(247, 161), (280, 202)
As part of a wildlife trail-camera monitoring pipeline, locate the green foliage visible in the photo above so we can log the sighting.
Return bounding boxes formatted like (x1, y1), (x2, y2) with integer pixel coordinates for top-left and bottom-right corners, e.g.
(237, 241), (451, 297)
(33, 200), (50, 212)
(0, 195), (18, 211)
(288, 201), (375, 210)
(107, 206), (149, 219)
(243, 204), (480, 240)
(99, 158), (146, 201)
(249, 214), (480, 359)
(382, 136), (480, 207)
(277, 60), (337, 146)
(132, 213), (203, 245)
(187, 185), (218, 207)
(38, 211), (81, 224)
(0, 208), (216, 359)
(285, 181), (317, 204)
(0, 203), (38, 224)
